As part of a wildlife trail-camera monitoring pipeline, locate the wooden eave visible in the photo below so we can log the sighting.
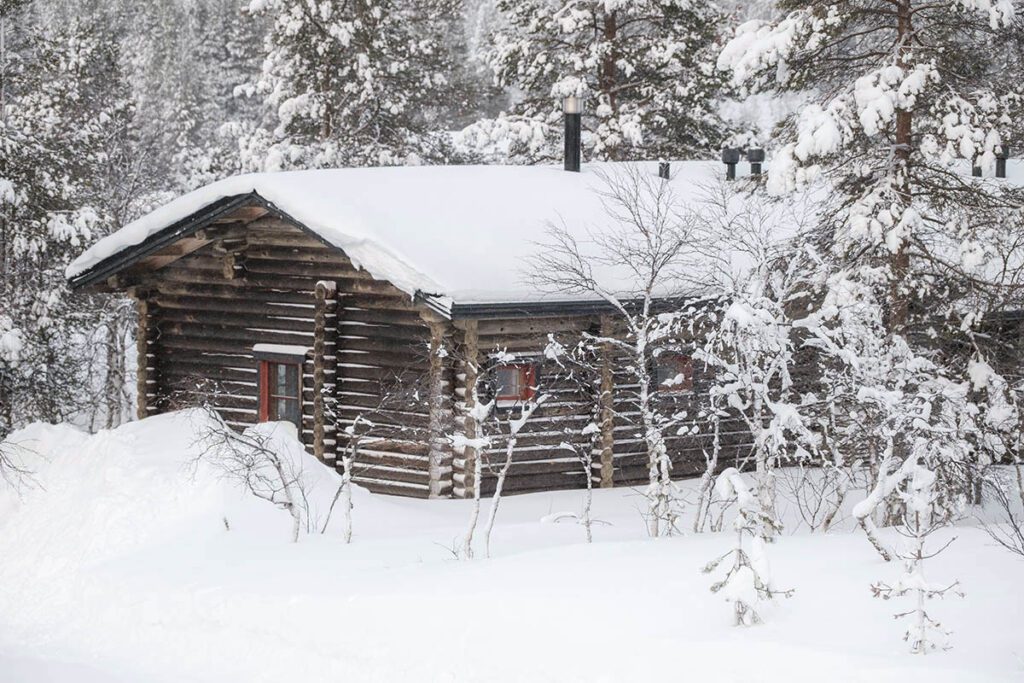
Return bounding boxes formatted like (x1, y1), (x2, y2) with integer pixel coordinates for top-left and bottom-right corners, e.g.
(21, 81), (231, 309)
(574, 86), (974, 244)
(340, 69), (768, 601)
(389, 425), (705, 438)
(69, 192), (682, 321)
(68, 193), (360, 293)
(69, 193), (271, 291)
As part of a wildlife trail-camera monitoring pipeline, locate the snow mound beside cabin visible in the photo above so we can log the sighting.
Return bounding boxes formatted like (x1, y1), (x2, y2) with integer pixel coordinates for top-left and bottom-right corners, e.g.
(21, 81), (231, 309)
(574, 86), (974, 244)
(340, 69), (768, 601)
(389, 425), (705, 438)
(0, 411), (352, 575)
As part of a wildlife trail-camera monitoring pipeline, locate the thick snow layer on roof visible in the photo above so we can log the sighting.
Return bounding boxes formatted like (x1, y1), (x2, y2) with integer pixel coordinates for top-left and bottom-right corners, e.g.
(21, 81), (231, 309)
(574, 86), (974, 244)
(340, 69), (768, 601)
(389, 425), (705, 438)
(65, 162), (754, 302)
(66, 160), (1024, 306)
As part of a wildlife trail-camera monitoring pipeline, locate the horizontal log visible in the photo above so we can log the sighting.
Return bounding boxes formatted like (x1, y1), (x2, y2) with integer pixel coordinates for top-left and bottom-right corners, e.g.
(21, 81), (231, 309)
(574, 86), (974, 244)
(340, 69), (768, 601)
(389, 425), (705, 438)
(339, 335), (428, 355)
(158, 336), (260, 356)
(475, 317), (592, 337)
(352, 449), (430, 471)
(344, 438), (430, 457)
(478, 457), (586, 477)
(157, 322), (314, 347)
(154, 294), (317, 317)
(350, 478), (430, 498)
(339, 324), (429, 344)
(153, 281), (321, 304)
(160, 309), (319, 333)
(161, 362), (257, 384)
(337, 407), (431, 430)
(350, 463), (430, 486)
(335, 349), (431, 370)
(342, 295), (420, 312)
(340, 308), (428, 327)
(242, 246), (354, 265)
(478, 470), (586, 497)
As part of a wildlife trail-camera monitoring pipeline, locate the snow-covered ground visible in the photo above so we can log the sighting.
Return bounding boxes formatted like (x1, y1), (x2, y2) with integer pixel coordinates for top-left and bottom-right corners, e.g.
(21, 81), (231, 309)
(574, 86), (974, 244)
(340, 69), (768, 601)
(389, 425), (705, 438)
(1, 412), (1022, 682)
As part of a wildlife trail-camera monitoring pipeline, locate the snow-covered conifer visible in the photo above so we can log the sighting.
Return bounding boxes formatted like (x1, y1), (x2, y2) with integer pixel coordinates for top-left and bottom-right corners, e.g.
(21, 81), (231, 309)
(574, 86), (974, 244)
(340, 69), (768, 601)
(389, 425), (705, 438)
(870, 462), (963, 654)
(1, 5), (131, 437)
(238, 0), (462, 171)
(718, 0), (1024, 557)
(464, 0), (728, 162)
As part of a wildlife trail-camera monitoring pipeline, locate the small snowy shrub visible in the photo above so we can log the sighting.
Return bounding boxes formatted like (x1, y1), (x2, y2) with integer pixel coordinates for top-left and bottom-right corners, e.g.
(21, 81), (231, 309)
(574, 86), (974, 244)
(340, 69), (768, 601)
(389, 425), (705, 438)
(870, 463), (963, 654)
(703, 468), (792, 626)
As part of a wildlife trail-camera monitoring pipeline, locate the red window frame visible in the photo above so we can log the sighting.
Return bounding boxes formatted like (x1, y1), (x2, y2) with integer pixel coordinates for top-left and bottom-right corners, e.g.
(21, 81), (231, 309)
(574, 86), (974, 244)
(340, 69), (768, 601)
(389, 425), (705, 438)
(258, 360), (303, 426)
(655, 353), (694, 393)
(494, 363), (538, 402)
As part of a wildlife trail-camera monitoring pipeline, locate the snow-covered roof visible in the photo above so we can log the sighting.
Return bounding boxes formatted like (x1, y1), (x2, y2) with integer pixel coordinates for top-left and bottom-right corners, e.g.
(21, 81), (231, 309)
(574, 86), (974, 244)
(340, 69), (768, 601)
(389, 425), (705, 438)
(65, 162), (734, 303)
(66, 160), (1024, 310)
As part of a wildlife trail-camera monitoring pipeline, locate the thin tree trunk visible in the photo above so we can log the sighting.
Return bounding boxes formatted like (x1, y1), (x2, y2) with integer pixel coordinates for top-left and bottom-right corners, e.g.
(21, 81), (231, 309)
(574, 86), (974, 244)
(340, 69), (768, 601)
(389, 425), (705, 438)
(582, 450), (594, 543)
(693, 411), (721, 533)
(462, 445), (482, 559)
(483, 436), (516, 559)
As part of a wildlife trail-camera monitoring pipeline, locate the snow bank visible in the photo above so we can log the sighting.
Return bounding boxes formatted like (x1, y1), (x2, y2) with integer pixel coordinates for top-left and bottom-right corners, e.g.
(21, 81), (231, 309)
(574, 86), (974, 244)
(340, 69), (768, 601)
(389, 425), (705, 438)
(0, 411), (348, 573)
(2, 416), (1023, 682)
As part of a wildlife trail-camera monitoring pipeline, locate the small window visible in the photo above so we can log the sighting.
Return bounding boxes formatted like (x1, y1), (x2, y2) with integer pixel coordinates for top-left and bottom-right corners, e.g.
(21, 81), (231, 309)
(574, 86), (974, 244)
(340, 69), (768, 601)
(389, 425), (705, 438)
(259, 361), (302, 428)
(493, 363), (537, 403)
(655, 353), (694, 393)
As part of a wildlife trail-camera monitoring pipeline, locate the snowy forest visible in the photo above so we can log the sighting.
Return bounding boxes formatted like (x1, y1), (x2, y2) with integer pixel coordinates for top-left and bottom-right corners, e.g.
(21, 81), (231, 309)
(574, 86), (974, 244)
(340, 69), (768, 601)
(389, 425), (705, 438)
(2, 0), (1024, 680)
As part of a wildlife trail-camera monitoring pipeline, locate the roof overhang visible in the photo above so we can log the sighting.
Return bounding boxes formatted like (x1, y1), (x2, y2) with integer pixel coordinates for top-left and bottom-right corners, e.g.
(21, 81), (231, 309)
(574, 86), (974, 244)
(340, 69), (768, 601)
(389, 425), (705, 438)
(68, 188), (699, 321)
(68, 193), (268, 290)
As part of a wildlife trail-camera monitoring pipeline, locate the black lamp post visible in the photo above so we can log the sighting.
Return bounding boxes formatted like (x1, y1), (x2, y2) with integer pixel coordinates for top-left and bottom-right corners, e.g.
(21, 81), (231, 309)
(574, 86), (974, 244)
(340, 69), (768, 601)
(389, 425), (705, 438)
(563, 96), (582, 172)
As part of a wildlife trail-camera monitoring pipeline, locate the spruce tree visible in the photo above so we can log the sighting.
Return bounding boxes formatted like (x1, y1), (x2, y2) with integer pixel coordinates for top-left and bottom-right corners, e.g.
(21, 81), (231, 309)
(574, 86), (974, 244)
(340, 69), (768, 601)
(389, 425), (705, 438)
(0, 3), (130, 434)
(239, 0), (461, 170)
(465, 0), (729, 162)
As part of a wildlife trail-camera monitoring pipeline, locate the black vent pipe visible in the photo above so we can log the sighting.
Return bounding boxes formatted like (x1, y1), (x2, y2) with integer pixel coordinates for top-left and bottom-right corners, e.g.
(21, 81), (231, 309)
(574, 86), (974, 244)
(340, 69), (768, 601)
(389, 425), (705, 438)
(563, 96), (582, 173)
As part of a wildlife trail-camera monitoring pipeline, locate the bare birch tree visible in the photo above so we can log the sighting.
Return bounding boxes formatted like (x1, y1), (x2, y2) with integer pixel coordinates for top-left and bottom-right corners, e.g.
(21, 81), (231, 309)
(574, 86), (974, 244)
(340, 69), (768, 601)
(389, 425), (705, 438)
(530, 166), (701, 537)
(452, 348), (549, 559)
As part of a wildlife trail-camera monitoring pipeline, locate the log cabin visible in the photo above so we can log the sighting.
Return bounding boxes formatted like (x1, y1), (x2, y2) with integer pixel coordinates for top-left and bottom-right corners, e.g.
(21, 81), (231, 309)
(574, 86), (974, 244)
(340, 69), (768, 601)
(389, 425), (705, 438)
(65, 157), (1024, 499)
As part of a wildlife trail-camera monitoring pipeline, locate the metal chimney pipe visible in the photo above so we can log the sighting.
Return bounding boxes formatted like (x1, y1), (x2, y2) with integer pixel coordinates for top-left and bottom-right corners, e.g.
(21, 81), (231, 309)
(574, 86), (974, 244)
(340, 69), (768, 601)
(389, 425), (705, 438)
(995, 145), (1009, 179)
(658, 161), (670, 180)
(563, 96), (582, 173)
(721, 148), (740, 180)
(747, 148), (765, 175)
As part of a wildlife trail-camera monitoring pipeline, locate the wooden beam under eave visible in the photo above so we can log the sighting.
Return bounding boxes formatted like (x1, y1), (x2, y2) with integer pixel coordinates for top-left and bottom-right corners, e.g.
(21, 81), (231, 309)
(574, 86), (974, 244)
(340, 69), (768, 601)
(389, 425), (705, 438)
(132, 235), (213, 273)
(211, 205), (269, 225)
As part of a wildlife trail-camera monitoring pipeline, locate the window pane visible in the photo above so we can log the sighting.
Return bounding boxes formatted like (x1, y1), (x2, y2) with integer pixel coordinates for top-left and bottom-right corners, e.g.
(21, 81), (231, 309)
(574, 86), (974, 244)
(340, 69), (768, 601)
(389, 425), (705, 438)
(285, 364), (299, 398)
(272, 364), (287, 397)
(495, 366), (521, 398)
(268, 363), (300, 399)
(274, 398), (301, 427)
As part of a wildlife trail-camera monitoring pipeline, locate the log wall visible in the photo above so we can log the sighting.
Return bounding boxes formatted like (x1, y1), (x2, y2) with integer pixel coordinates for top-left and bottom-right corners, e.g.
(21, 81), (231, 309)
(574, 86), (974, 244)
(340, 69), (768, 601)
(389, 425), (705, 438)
(450, 314), (757, 498)
(135, 216), (441, 496)
(130, 209), (755, 500)
(451, 316), (599, 498)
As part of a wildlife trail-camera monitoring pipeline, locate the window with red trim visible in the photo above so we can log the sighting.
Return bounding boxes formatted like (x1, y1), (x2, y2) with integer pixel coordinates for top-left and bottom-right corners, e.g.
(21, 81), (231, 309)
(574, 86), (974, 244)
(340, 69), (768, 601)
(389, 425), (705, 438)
(655, 353), (694, 392)
(259, 361), (302, 428)
(493, 363), (538, 402)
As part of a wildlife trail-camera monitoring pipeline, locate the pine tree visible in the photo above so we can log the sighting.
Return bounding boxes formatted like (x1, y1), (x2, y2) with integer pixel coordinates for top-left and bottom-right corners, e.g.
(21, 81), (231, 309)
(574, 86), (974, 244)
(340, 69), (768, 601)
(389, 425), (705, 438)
(238, 0), (461, 170)
(718, 1), (1024, 648)
(0, 3), (131, 435)
(464, 0), (729, 162)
